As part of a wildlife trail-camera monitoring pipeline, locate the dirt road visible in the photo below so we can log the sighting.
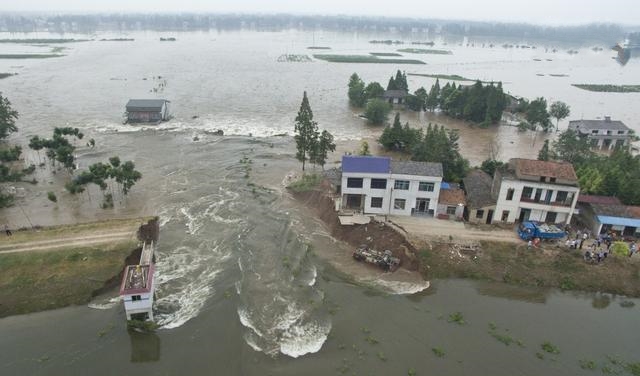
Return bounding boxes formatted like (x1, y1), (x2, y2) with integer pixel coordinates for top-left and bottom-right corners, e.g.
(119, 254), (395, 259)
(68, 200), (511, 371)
(0, 218), (146, 254)
(384, 215), (522, 244)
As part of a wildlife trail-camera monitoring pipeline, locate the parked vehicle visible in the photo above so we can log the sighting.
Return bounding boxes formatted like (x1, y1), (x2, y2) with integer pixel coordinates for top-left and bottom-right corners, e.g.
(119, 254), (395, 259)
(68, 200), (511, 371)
(517, 221), (566, 241)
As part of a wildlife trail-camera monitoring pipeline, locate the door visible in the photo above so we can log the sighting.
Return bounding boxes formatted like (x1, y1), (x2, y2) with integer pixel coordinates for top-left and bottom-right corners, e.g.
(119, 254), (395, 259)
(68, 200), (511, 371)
(545, 211), (557, 223)
(486, 209), (494, 224)
(544, 190), (553, 204)
(518, 209), (531, 222)
(415, 198), (430, 214)
(534, 189), (542, 203)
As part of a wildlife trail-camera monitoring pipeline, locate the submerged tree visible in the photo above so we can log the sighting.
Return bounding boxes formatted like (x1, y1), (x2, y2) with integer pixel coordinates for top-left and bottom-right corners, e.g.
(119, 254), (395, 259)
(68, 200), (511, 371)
(347, 73), (366, 107)
(0, 92), (18, 140)
(364, 98), (392, 125)
(549, 101), (571, 131)
(294, 91), (319, 171)
(311, 130), (336, 169)
(537, 140), (552, 161)
(525, 97), (552, 132)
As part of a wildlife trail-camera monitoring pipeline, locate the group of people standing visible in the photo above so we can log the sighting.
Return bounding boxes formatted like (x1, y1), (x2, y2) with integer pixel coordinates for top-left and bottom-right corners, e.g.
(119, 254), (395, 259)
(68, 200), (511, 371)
(567, 229), (638, 263)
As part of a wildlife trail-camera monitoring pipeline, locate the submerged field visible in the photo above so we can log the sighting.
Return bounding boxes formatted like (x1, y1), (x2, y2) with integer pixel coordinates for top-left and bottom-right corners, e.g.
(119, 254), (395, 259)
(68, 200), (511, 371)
(313, 54), (425, 64)
(0, 54), (64, 59)
(572, 84), (640, 93)
(397, 48), (453, 54)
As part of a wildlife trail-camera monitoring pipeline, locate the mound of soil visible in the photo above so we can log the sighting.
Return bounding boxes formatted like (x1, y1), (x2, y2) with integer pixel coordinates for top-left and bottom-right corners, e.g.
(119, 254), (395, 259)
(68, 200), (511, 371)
(291, 183), (419, 271)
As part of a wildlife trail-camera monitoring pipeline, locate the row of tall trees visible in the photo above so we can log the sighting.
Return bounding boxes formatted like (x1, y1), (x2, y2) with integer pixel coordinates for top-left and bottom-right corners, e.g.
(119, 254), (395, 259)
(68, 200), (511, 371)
(29, 127), (84, 171)
(294, 92), (336, 171)
(379, 113), (469, 181)
(346, 72), (393, 125)
(537, 129), (640, 204)
(386, 70), (408, 91)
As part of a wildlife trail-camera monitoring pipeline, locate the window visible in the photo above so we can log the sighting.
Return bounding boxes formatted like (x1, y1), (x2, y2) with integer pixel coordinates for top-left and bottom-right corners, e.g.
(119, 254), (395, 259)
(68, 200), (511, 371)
(506, 188), (514, 201)
(446, 206), (457, 215)
(522, 186), (533, 198)
(394, 199), (406, 210)
(370, 197), (383, 208)
(370, 178), (387, 189)
(476, 210), (485, 219)
(394, 180), (410, 190)
(419, 182), (434, 192)
(550, 177), (556, 183)
(540, 176), (546, 182)
(132, 295), (142, 301)
(556, 190), (568, 203)
(347, 177), (363, 188)
(618, 130), (626, 135)
(591, 130), (599, 135)
(501, 210), (510, 221)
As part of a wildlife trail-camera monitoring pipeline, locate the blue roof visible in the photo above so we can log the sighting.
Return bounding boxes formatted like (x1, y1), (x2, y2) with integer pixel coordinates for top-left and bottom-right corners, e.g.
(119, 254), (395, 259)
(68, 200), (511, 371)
(597, 215), (640, 228)
(342, 156), (390, 174)
(441, 182), (451, 189)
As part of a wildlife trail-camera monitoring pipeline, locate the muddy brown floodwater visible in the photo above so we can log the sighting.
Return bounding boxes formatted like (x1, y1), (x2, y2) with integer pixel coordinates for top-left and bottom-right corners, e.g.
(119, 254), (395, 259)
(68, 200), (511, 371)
(1, 30), (639, 375)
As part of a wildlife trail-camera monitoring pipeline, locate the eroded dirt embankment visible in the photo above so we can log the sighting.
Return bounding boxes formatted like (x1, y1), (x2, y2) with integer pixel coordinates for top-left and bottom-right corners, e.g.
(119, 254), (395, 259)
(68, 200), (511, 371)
(290, 183), (419, 271)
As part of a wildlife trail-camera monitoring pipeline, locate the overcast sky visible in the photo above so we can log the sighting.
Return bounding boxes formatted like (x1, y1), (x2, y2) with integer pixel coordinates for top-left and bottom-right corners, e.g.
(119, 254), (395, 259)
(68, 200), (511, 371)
(4, 0), (639, 26)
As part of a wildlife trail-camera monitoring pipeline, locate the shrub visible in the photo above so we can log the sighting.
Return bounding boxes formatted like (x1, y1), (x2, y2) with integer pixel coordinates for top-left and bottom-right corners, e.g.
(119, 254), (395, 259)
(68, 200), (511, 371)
(47, 191), (57, 202)
(610, 241), (629, 257)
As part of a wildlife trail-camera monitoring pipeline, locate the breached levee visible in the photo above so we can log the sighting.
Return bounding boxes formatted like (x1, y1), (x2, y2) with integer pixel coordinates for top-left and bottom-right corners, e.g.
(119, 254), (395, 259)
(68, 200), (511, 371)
(236, 212), (331, 358)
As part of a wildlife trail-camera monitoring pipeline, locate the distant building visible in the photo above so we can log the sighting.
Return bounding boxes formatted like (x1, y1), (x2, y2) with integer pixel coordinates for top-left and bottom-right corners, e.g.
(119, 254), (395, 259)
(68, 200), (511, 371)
(568, 117), (632, 151)
(125, 99), (170, 124)
(436, 183), (466, 220)
(462, 169), (497, 224)
(382, 90), (407, 105)
(493, 158), (580, 224)
(340, 155), (442, 216)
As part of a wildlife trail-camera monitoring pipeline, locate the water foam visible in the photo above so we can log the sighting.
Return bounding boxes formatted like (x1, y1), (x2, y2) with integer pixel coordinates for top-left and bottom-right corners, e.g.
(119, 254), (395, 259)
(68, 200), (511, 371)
(87, 296), (122, 310)
(370, 279), (431, 295)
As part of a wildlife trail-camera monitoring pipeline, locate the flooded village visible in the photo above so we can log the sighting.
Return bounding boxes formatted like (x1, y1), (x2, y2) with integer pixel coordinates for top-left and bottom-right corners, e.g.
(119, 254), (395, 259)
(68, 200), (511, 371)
(1, 9), (640, 376)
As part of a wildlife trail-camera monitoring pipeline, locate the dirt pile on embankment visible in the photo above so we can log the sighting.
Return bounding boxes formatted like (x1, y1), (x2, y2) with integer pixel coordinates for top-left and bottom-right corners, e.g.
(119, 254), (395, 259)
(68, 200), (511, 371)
(291, 183), (419, 271)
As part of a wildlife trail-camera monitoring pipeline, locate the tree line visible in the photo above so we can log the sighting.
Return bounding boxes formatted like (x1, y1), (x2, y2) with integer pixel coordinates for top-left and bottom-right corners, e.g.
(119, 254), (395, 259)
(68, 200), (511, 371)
(513, 97), (570, 132)
(294, 91), (336, 171)
(379, 113), (469, 182)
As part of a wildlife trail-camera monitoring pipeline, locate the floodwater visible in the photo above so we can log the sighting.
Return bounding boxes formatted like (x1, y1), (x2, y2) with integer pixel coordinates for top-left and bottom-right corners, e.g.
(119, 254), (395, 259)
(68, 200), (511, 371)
(1, 30), (640, 375)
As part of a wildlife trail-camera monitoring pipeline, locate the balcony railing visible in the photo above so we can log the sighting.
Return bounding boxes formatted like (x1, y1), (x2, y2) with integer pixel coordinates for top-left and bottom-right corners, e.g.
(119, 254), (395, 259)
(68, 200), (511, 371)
(519, 196), (572, 207)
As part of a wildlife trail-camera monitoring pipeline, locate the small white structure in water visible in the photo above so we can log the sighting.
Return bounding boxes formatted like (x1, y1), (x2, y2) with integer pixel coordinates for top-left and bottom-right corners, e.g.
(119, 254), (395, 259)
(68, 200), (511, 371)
(120, 241), (156, 321)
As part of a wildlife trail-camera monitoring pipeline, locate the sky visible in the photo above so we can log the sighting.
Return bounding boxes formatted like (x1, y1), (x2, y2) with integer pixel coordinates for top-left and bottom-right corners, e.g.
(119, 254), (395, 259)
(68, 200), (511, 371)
(3, 0), (639, 26)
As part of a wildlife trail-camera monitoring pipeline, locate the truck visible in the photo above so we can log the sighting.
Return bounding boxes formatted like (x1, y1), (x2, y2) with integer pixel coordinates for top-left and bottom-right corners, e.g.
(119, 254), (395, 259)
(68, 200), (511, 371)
(517, 221), (567, 241)
(353, 245), (400, 271)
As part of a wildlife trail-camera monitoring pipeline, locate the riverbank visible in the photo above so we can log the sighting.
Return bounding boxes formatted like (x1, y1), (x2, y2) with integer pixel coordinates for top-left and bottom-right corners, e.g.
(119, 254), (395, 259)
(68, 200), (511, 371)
(293, 181), (640, 297)
(0, 217), (153, 317)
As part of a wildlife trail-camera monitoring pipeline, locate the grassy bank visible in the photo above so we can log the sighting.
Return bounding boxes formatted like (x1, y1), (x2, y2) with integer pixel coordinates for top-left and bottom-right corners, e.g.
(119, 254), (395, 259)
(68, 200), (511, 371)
(397, 48), (452, 55)
(0, 38), (89, 43)
(0, 241), (139, 317)
(407, 73), (475, 81)
(370, 52), (403, 57)
(0, 54), (64, 59)
(572, 84), (640, 93)
(418, 240), (640, 297)
(313, 54), (425, 64)
(307, 46), (331, 50)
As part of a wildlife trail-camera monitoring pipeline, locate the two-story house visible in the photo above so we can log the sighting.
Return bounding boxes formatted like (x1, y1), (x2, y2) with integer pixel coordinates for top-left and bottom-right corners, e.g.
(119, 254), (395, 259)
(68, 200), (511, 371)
(493, 158), (580, 224)
(340, 155), (443, 216)
(568, 116), (632, 151)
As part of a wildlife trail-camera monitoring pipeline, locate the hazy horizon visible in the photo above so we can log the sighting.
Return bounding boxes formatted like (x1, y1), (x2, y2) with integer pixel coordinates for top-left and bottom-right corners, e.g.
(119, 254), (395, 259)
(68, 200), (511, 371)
(2, 0), (640, 27)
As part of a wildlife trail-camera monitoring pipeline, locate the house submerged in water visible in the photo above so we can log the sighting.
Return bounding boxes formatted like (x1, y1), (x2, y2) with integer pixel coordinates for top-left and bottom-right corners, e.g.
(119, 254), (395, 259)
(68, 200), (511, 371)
(125, 99), (170, 124)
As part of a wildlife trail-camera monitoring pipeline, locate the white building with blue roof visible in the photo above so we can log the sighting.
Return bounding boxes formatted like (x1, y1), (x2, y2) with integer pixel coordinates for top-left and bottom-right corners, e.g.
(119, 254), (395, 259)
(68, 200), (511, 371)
(340, 155), (443, 216)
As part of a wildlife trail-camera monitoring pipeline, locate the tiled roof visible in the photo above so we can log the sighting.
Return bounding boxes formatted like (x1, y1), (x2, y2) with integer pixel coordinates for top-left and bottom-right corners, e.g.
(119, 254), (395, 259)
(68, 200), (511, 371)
(577, 194), (621, 205)
(568, 119), (630, 132)
(511, 158), (578, 181)
(462, 169), (496, 208)
(382, 90), (408, 98)
(126, 99), (168, 112)
(342, 156), (390, 173)
(391, 160), (443, 177)
(439, 188), (466, 205)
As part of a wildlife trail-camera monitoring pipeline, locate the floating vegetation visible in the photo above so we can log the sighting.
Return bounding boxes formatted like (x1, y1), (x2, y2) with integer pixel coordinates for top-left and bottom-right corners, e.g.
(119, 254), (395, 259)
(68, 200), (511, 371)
(619, 300), (635, 308)
(579, 359), (598, 370)
(0, 54), (64, 59)
(0, 73), (16, 79)
(397, 48), (452, 55)
(541, 341), (560, 354)
(408, 368), (417, 376)
(0, 38), (89, 43)
(411, 41), (435, 46)
(407, 73), (474, 81)
(376, 351), (387, 361)
(447, 312), (465, 325)
(432, 347), (446, 358)
(313, 54), (425, 64)
(50, 46), (67, 53)
(572, 84), (640, 93)
(159, 37), (176, 41)
(277, 54), (312, 62)
(536, 352), (545, 360)
(369, 39), (404, 45)
(490, 331), (514, 346)
(307, 46), (330, 50)
(100, 38), (135, 41)
(370, 52), (403, 57)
